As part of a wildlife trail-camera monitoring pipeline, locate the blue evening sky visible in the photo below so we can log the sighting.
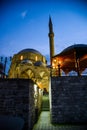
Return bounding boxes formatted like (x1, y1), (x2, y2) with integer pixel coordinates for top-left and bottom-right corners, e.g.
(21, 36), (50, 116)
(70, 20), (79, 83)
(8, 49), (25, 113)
(0, 0), (87, 63)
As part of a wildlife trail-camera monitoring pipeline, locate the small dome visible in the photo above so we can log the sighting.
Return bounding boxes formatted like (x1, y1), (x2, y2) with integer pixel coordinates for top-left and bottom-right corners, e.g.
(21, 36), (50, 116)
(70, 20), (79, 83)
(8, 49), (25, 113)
(18, 48), (42, 55)
(34, 61), (43, 66)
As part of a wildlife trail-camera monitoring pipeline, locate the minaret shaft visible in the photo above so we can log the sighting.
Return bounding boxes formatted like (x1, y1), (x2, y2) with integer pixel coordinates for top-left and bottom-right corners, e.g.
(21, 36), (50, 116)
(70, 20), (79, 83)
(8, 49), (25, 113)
(48, 17), (55, 64)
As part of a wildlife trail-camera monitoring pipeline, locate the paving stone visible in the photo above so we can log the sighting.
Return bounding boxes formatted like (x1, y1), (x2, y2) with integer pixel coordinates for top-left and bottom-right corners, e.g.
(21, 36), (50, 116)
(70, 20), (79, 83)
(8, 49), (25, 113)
(33, 111), (87, 130)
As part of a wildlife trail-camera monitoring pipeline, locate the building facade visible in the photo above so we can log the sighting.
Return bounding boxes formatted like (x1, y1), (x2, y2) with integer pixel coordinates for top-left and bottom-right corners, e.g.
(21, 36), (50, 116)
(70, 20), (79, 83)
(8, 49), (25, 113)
(8, 49), (50, 91)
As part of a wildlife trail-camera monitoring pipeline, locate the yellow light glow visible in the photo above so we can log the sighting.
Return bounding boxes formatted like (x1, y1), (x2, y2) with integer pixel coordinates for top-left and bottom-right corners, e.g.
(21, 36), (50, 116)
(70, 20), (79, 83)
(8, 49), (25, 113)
(58, 60), (61, 65)
(59, 61), (61, 64)
(20, 55), (23, 60)
(52, 62), (57, 69)
(53, 66), (55, 69)
(52, 63), (55, 67)
(54, 59), (56, 62)
(36, 56), (37, 61)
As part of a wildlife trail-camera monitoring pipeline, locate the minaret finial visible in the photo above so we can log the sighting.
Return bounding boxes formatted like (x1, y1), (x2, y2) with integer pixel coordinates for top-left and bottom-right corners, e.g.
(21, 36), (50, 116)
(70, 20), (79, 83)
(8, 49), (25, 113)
(49, 15), (53, 33)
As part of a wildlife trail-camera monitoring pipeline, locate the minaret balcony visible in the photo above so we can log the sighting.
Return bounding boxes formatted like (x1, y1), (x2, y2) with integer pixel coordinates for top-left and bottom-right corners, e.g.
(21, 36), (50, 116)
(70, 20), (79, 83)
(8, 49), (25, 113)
(48, 33), (54, 37)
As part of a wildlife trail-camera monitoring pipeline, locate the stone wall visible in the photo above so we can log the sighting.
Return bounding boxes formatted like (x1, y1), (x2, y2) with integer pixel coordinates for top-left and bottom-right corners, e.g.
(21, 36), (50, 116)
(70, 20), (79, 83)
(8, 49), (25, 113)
(0, 79), (35, 130)
(51, 76), (87, 124)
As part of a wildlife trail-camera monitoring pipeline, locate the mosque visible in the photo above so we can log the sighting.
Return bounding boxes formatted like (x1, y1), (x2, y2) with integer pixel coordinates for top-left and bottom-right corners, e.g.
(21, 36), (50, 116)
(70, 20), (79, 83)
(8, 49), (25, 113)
(0, 18), (87, 130)
(7, 17), (87, 91)
(8, 49), (50, 91)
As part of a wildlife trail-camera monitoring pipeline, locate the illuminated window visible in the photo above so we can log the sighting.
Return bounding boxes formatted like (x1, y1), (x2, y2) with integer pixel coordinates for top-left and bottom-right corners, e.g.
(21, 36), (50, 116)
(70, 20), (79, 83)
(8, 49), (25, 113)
(35, 56), (37, 61)
(20, 55), (23, 60)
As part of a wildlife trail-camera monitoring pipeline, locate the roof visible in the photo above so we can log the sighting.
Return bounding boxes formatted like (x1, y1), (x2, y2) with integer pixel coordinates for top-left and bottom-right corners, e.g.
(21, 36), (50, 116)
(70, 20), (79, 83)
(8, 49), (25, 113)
(18, 48), (42, 55)
(52, 44), (87, 73)
(54, 44), (87, 58)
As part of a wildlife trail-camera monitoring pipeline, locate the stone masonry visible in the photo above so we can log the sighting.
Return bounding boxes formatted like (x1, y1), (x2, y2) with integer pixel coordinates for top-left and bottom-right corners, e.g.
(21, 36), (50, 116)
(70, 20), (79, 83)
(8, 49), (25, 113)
(51, 76), (87, 124)
(0, 79), (35, 130)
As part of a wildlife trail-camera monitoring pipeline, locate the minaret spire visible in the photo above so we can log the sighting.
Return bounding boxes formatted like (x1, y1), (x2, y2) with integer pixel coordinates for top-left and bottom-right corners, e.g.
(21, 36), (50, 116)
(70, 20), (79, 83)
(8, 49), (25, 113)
(48, 16), (55, 65)
(49, 16), (53, 33)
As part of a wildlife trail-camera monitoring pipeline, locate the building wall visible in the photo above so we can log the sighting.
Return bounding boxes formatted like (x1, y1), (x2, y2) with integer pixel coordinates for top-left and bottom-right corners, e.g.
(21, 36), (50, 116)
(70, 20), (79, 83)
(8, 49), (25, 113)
(0, 79), (36, 130)
(51, 76), (87, 124)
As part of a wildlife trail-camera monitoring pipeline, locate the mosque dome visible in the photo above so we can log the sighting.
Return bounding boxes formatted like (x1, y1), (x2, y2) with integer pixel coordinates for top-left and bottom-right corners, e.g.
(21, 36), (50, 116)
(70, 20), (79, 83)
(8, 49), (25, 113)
(18, 48), (42, 55)
(8, 48), (49, 91)
(10, 48), (46, 64)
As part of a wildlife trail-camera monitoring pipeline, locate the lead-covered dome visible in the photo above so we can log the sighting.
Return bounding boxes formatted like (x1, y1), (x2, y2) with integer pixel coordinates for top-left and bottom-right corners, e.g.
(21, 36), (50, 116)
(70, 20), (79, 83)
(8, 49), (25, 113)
(18, 48), (42, 55)
(10, 48), (46, 64)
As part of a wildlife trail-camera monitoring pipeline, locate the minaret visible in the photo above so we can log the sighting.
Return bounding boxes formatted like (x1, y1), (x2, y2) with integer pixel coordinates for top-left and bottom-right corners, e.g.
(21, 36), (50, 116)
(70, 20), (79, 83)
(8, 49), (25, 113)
(48, 16), (55, 65)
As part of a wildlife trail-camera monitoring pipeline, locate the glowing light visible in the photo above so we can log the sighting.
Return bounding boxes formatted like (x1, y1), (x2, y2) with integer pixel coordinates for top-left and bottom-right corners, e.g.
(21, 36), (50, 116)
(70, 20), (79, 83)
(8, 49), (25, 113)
(20, 55), (23, 60)
(54, 59), (56, 62)
(59, 61), (61, 64)
(52, 63), (55, 67)
(34, 84), (37, 92)
(58, 60), (61, 65)
(52, 63), (56, 69)
(35, 56), (37, 61)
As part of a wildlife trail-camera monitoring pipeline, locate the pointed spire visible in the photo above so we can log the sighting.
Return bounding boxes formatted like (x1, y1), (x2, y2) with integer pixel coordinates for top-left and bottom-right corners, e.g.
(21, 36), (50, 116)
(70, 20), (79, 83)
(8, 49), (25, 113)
(49, 15), (52, 25)
(48, 16), (55, 64)
(49, 15), (53, 33)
